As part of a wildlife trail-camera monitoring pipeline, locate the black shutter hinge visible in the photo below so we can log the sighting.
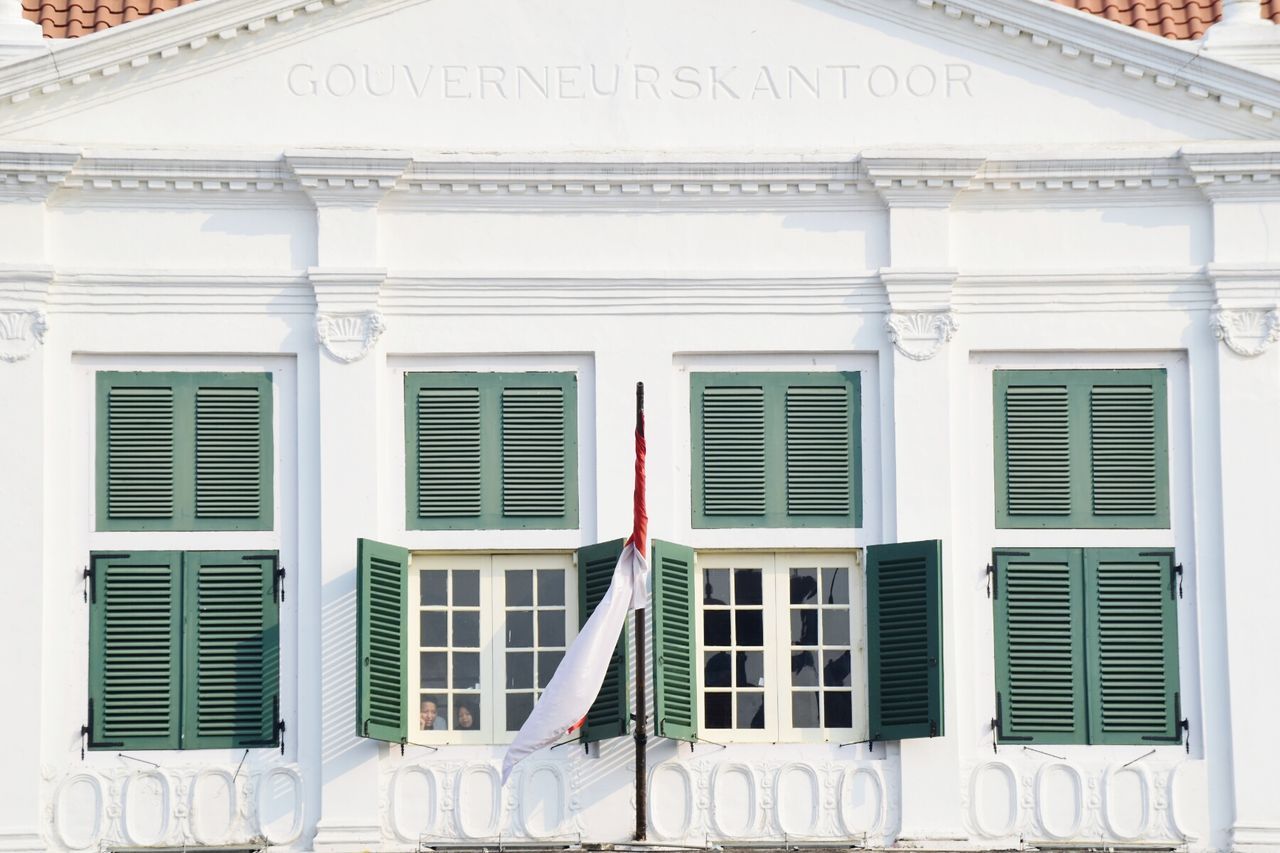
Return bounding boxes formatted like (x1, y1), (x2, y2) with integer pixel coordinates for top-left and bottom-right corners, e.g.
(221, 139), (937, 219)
(1174, 563), (1184, 600)
(992, 693), (1002, 754)
(929, 720), (938, 737)
(83, 565), (91, 603)
(81, 699), (91, 760)
(274, 697), (286, 755)
(986, 564), (996, 599)
(275, 566), (287, 603)
(1181, 718), (1191, 754)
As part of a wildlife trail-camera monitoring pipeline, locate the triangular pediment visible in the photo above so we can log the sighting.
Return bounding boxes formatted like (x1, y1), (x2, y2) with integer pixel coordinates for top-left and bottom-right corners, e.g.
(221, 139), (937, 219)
(1, 0), (1278, 149)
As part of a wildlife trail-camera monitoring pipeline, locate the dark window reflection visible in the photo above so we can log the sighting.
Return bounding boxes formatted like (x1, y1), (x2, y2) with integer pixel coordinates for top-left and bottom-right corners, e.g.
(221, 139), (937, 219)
(705, 693), (732, 729)
(822, 610), (850, 646)
(823, 649), (852, 687)
(506, 652), (533, 689)
(420, 652), (447, 689)
(506, 570), (533, 607)
(704, 610), (731, 646)
(453, 611), (480, 648)
(734, 568), (762, 605)
(791, 650), (818, 686)
(454, 570), (480, 607)
(420, 611), (447, 647)
(507, 693), (534, 731)
(704, 651), (731, 687)
(792, 691), (820, 728)
(452, 651), (480, 690)
(704, 569), (730, 605)
(537, 650), (563, 689)
(791, 609), (818, 646)
(537, 569), (565, 606)
(790, 568), (818, 604)
(538, 610), (565, 646)
(420, 571), (447, 606)
(507, 610), (534, 647)
(735, 651), (764, 688)
(737, 692), (765, 729)
(735, 610), (764, 646)
(824, 691), (853, 728)
(822, 567), (848, 605)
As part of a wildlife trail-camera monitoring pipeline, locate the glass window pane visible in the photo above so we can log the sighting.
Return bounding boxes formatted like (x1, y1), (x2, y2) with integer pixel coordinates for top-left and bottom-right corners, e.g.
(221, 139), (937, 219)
(506, 570), (533, 607)
(420, 571), (447, 606)
(507, 610), (534, 648)
(453, 651), (480, 690)
(704, 569), (730, 605)
(453, 570), (480, 607)
(734, 568), (762, 605)
(704, 651), (731, 688)
(791, 650), (818, 686)
(823, 650), (852, 687)
(537, 650), (564, 689)
(420, 694), (448, 731)
(453, 695), (481, 731)
(822, 610), (851, 646)
(704, 693), (732, 729)
(538, 610), (565, 647)
(792, 691), (820, 728)
(507, 693), (534, 732)
(735, 651), (765, 688)
(537, 569), (565, 606)
(790, 568), (818, 604)
(735, 610), (764, 646)
(420, 611), (448, 647)
(704, 610), (731, 646)
(737, 692), (766, 729)
(507, 652), (533, 689)
(791, 609), (818, 646)
(822, 567), (849, 605)
(824, 691), (853, 728)
(420, 652), (447, 689)
(453, 611), (480, 648)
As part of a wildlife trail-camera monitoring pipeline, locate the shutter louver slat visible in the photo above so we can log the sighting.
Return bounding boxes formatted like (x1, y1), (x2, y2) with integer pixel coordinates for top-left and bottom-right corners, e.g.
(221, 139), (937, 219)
(1090, 386), (1158, 517)
(357, 539), (408, 744)
(652, 540), (697, 742)
(578, 539), (628, 743)
(501, 387), (567, 517)
(785, 386), (851, 516)
(195, 387), (263, 519)
(187, 553), (278, 747)
(1005, 386), (1071, 517)
(702, 387), (766, 516)
(1002, 556), (1082, 737)
(417, 388), (483, 518)
(107, 387), (176, 520)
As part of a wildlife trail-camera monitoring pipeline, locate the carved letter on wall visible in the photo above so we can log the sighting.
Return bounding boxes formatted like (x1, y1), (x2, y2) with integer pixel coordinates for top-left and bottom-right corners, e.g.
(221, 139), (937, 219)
(0, 310), (47, 363)
(1211, 309), (1280, 358)
(885, 311), (957, 361)
(316, 311), (387, 364)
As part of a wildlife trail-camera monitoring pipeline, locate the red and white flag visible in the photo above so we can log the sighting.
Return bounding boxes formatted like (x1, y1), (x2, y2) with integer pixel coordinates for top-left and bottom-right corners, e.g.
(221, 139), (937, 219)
(502, 407), (650, 783)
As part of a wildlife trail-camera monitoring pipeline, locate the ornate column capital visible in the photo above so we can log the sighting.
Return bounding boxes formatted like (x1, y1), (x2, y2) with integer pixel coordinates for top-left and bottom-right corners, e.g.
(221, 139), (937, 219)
(1207, 263), (1280, 357)
(886, 311), (959, 362)
(880, 268), (958, 362)
(309, 267), (387, 364)
(0, 265), (53, 364)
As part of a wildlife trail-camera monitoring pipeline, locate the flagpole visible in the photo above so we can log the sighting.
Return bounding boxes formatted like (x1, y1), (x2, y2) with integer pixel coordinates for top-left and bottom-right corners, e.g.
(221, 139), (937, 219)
(633, 381), (647, 842)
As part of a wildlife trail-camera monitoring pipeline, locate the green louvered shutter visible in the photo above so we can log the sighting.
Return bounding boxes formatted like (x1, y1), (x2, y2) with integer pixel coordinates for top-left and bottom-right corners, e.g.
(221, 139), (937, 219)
(1085, 549), (1180, 744)
(357, 539), (408, 744)
(577, 539), (629, 743)
(89, 551), (183, 750)
(698, 384), (767, 520)
(183, 552), (279, 749)
(995, 370), (1168, 529)
(785, 383), (856, 520)
(407, 373), (577, 530)
(993, 549), (1086, 744)
(98, 375), (178, 529)
(193, 376), (273, 530)
(867, 540), (943, 741)
(652, 540), (696, 742)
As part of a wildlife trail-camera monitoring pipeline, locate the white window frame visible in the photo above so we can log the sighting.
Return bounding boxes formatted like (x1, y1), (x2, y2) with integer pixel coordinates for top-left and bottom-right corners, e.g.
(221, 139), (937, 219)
(406, 551), (578, 746)
(695, 550), (867, 744)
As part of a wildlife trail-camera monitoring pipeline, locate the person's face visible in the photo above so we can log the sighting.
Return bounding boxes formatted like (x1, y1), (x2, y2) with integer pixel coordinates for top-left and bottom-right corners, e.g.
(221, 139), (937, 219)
(457, 706), (474, 728)
(420, 701), (438, 727)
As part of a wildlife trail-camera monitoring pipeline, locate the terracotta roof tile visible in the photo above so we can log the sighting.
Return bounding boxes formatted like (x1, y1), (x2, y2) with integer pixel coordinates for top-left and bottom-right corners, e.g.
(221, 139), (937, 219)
(16, 0), (1280, 39)
(1054, 0), (1280, 39)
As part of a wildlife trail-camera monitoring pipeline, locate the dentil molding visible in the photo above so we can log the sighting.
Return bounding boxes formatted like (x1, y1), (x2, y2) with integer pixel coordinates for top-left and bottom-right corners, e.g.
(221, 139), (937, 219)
(316, 310), (386, 364)
(886, 311), (958, 361)
(0, 308), (46, 362)
(1211, 308), (1280, 357)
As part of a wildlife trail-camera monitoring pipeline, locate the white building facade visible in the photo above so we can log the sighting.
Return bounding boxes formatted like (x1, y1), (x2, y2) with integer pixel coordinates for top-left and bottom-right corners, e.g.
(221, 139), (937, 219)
(2, 0), (1280, 851)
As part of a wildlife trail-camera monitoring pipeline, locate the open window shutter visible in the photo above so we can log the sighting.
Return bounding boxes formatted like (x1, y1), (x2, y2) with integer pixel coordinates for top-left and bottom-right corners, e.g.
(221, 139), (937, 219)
(357, 538), (408, 744)
(183, 551), (279, 748)
(1085, 549), (1180, 744)
(98, 374), (178, 530)
(695, 381), (767, 523)
(88, 551), (182, 750)
(1087, 375), (1169, 527)
(577, 538), (629, 743)
(784, 378), (859, 524)
(867, 540), (943, 741)
(993, 549), (1086, 744)
(652, 540), (696, 742)
(193, 375), (273, 530)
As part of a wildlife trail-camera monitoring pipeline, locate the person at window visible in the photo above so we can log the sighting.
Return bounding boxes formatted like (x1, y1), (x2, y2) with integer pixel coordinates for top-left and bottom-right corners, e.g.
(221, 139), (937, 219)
(456, 702), (477, 730)
(420, 697), (445, 730)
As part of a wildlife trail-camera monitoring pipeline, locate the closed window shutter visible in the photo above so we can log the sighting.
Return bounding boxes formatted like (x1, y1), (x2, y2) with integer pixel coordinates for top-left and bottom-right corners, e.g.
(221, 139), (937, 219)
(993, 549), (1086, 744)
(89, 551), (183, 750)
(995, 370), (1168, 529)
(693, 372), (860, 529)
(577, 539), (629, 743)
(100, 378), (178, 527)
(357, 538), (408, 744)
(866, 540), (944, 741)
(183, 552), (279, 749)
(1085, 549), (1180, 744)
(194, 378), (273, 529)
(407, 373), (577, 530)
(651, 539), (696, 742)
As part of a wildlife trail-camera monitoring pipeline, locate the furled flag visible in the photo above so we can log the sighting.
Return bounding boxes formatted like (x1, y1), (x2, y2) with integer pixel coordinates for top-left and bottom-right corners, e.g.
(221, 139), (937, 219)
(501, 398), (650, 783)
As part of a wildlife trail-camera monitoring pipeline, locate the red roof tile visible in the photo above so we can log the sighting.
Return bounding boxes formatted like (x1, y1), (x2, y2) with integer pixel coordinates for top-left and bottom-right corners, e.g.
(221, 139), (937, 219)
(17, 0), (1280, 40)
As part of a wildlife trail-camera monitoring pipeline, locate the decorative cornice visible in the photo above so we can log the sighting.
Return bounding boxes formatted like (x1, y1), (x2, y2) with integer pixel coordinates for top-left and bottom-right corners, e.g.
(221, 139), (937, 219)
(316, 310), (386, 363)
(0, 147), (81, 201)
(62, 155), (296, 195)
(1182, 144), (1280, 200)
(886, 310), (958, 361)
(863, 156), (985, 206)
(1212, 308), (1280, 356)
(0, 308), (47, 362)
(285, 152), (412, 206)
